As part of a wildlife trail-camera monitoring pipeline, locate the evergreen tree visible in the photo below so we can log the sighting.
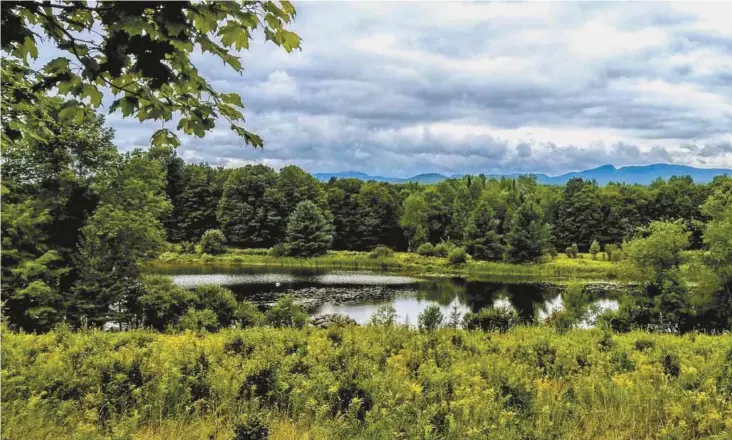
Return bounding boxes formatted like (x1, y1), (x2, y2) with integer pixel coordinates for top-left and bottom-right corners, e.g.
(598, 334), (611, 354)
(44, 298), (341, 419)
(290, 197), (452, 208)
(505, 199), (550, 263)
(464, 201), (504, 261)
(555, 178), (605, 252)
(326, 178), (363, 250)
(285, 201), (333, 257)
(357, 182), (403, 250)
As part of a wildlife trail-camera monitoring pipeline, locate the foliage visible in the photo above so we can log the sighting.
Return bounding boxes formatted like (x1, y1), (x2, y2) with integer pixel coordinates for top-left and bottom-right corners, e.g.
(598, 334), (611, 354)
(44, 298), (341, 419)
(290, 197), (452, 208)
(400, 193), (428, 251)
(416, 243), (436, 257)
(505, 199), (551, 263)
(285, 200), (334, 257)
(178, 308), (219, 332)
(236, 302), (267, 328)
(200, 229), (226, 255)
(604, 243), (619, 261)
(447, 247), (468, 266)
(417, 305), (444, 331)
(1, 1), (300, 147)
(368, 305), (398, 327)
(464, 200), (504, 261)
(7, 326), (731, 439)
(589, 240), (601, 259)
(266, 296), (308, 328)
(565, 243), (579, 259)
(462, 307), (520, 332)
(434, 241), (454, 258)
(369, 245), (394, 259)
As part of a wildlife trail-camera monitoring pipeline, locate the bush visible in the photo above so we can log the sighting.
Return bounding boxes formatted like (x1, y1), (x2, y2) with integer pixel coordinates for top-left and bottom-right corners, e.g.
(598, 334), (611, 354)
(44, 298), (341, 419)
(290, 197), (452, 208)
(369, 245), (394, 259)
(565, 243), (579, 259)
(604, 243), (618, 261)
(200, 229), (226, 255)
(544, 309), (576, 333)
(369, 304), (398, 327)
(193, 285), (239, 327)
(139, 276), (196, 330)
(434, 242), (454, 258)
(416, 242), (436, 257)
(234, 413), (269, 440)
(447, 247), (467, 266)
(180, 241), (197, 254)
(463, 307), (520, 333)
(178, 308), (218, 332)
(589, 240), (601, 260)
(266, 296), (308, 328)
(236, 301), (266, 328)
(418, 305), (444, 332)
(269, 243), (286, 257)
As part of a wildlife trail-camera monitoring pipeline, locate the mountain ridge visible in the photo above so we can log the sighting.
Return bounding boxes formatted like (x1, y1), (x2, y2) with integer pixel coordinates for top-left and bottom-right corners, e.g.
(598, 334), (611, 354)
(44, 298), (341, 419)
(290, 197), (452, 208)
(313, 164), (731, 185)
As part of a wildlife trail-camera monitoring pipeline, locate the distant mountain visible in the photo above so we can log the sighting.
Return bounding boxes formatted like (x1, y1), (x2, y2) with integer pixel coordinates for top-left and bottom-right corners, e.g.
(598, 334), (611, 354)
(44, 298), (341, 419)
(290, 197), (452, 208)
(314, 164), (731, 185)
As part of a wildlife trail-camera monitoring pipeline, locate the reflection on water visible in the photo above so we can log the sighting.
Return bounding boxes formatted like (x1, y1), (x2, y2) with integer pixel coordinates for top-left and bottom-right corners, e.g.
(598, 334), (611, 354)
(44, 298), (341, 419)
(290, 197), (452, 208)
(161, 266), (618, 326)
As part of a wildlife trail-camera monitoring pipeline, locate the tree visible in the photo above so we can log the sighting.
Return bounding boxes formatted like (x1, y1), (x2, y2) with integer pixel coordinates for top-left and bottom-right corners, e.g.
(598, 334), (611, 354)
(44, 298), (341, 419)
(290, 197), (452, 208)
(622, 221), (690, 284)
(71, 150), (170, 327)
(418, 305), (444, 332)
(400, 193), (428, 251)
(505, 199), (551, 263)
(217, 165), (280, 247)
(267, 295), (308, 328)
(285, 201), (333, 257)
(555, 178), (605, 251)
(464, 200), (504, 261)
(326, 178), (363, 250)
(357, 182), (403, 250)
(2, 1), (300, 148)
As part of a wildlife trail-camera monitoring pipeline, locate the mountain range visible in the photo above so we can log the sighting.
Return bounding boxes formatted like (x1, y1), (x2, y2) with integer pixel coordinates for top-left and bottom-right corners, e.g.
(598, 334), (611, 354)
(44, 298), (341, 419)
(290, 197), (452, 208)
(313, 164), (731, 186)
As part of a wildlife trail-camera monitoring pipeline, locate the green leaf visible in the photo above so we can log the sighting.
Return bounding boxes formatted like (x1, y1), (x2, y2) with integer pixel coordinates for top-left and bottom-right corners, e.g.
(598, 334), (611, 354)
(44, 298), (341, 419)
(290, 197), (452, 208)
(231, 124), (263, 148)
(220, 93), (244, 108)
(58, 104), (85, 124)
(110, 96), (139, 117)
(150, 129), (180, 148)
(219, 22), (250, 51)
(44, 57), (71, 74)
(82, 84), (103, 107)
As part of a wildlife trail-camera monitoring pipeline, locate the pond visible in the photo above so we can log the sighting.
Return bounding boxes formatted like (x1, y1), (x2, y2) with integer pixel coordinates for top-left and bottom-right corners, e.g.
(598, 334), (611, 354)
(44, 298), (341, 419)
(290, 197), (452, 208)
(155, 266), (619, 326)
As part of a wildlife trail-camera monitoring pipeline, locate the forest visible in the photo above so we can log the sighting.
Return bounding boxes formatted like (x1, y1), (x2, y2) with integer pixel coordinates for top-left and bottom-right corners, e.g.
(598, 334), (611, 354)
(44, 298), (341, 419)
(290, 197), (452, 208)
(2, 2), (732, 439)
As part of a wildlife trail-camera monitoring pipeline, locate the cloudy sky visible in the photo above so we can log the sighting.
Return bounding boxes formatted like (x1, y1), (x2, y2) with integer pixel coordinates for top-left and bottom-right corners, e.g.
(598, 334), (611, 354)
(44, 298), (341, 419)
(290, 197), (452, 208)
(112, 2), (732, 176)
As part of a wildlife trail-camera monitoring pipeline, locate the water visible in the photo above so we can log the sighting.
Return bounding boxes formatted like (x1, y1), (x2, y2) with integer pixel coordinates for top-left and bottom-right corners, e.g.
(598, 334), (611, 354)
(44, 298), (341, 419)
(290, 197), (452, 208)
(157, 266), (618, 325)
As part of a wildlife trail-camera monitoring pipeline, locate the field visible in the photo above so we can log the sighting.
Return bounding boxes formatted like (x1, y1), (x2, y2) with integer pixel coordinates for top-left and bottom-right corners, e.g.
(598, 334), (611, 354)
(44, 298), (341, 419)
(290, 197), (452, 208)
(3, 324), (732, 440)
(150, 248), (620, 281)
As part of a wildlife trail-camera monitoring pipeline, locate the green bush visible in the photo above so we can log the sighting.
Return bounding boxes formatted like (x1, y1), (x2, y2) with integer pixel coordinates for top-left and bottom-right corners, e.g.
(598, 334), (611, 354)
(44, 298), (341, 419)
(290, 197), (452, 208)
(434, 242), (454, 257)
(266, 295), (308, 328)
(180, 241), (197, 254)
(589, 240), (601, 260)
(193, 285), (239, 327)
(416, 242), (436, 257)
(417, 305), (443, 332)
(565, 243), (579, 259)
(544, 309), (576, 333)
(447, 247), (467, 266)
(178, 308), (218, 332)
(463, 306), (520, 332)
(235, 301), (266, 328)
(200, 229), (226, 255)
(369, 304), (397, 327)
(139, 276), (197, 331)
(269, 243), (286, 257)
(369, 245), (394, 259)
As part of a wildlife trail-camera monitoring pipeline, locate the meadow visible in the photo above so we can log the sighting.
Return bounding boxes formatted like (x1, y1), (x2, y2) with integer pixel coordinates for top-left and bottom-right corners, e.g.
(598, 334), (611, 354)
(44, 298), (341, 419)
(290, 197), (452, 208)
(3, 324), (732, 440)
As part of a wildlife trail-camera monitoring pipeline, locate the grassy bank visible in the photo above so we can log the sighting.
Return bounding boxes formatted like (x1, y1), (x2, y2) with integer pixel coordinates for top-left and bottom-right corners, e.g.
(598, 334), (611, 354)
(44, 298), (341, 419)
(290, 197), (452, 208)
(3, 325), (731, 439)
(149, 248), (620, 281)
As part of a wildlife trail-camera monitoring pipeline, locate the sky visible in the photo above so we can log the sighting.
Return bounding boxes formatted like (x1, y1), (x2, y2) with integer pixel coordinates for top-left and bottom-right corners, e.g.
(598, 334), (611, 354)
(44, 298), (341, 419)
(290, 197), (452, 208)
(98, 2), (732, 176)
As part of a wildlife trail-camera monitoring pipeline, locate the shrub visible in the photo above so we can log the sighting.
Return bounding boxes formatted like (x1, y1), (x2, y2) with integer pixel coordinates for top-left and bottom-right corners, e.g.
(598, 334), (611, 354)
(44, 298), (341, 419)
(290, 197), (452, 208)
(418, 305), (444, 332)
(178, 308), (218, 332)
(565, 243), (579, 259)
(416, 242), (436, 257)
(139, 276), (196, 330)
(266, 296), (308, 328)
(589, 240), (601, 260)
(463, 307), (519, 333)
(180, 241), (197, 254)
(369, 245), (394, 259)
(434, 242), (454, 257)
(369, 304), (398, 327)
(447, 247), (467, 266)
(234, 413), (269, 440)
(269, 243), (286, 257)
(544, 309), (576, 333)
(604, 243), (618, 261)
(193, 285), (238, 327)
(236, 302), (266, 328)
(200, 229), (226, 255)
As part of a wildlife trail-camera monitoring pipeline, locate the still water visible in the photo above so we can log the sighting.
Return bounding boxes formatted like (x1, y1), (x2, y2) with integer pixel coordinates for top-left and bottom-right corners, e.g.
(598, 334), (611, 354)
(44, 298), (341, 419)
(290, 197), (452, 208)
(156, 266), (618, 325)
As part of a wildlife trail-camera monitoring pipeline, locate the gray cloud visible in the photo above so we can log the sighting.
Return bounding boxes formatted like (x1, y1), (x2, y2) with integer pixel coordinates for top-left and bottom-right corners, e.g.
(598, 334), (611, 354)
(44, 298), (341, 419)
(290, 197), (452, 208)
(43, 2), (732, 175)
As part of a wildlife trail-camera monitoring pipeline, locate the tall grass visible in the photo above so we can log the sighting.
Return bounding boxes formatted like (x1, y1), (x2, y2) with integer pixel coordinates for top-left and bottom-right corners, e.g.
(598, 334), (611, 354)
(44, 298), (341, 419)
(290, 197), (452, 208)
(3, 325), (731, 439)
(149, 249), (620, 281)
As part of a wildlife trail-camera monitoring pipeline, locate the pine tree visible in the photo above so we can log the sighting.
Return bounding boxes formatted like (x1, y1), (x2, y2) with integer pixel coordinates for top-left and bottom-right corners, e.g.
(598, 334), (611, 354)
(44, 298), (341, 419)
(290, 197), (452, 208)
(464, 201), (504, 261)
(505, 199), (550, 263)
(285, 201), (333, 257)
